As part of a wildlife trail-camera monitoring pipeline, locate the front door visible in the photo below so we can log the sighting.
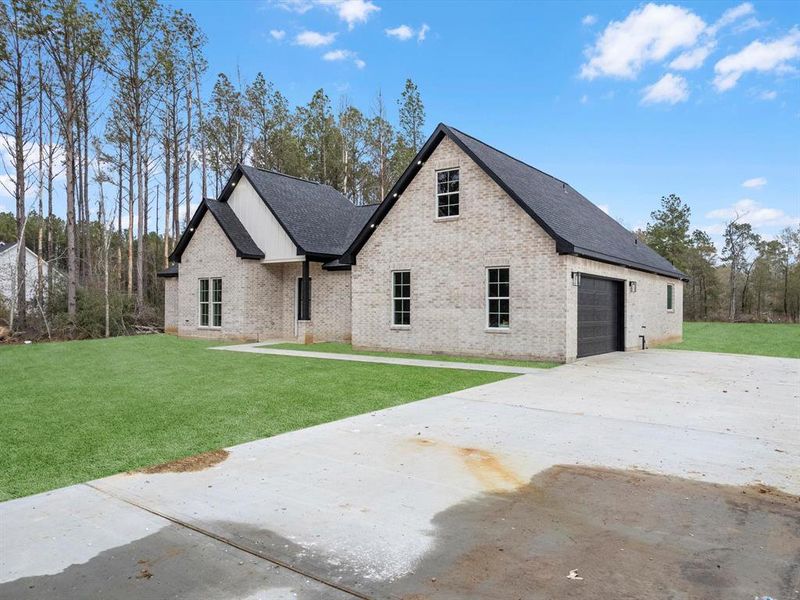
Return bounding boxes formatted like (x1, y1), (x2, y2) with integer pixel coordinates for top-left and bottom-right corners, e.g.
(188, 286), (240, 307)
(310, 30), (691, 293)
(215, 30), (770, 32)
(295, 277), (311, 334)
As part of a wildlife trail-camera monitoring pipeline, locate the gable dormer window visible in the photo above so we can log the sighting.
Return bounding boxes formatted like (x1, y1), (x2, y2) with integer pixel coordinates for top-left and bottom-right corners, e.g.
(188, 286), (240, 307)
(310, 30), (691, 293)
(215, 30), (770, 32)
(436, 169), (459, 218)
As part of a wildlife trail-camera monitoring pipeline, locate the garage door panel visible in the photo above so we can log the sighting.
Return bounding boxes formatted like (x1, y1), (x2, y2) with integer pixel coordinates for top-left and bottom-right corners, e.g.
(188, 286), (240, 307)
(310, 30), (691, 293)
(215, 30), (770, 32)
(577, 276), (623, 358)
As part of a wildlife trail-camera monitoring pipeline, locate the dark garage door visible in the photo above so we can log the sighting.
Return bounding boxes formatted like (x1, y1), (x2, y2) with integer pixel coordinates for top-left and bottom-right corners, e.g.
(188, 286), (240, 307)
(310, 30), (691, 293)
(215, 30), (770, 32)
(577, 275), (623, 358)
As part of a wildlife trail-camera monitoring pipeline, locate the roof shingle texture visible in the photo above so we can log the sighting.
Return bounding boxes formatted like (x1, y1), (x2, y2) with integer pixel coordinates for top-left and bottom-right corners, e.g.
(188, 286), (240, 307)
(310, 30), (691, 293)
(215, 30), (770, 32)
(240, 166), (378, 256)
(446, 126), (685, 278)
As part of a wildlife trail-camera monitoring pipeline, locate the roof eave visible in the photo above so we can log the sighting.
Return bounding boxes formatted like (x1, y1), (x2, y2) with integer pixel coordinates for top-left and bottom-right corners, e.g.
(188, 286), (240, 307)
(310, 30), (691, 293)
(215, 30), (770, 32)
(568, 246), (688, 281)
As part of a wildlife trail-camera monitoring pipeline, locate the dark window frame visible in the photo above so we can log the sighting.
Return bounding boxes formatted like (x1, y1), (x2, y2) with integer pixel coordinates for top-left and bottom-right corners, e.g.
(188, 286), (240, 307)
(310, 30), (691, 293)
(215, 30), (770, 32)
(667, 283), (674, 312)
(487, 267), (510, 329)
(436, 168), (460, 218)
(392, 270), (411, 326)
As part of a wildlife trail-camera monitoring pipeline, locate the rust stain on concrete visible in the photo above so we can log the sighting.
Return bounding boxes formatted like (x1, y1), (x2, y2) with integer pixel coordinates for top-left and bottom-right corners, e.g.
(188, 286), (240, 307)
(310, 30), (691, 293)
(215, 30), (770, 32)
(411, 438), (524, 491)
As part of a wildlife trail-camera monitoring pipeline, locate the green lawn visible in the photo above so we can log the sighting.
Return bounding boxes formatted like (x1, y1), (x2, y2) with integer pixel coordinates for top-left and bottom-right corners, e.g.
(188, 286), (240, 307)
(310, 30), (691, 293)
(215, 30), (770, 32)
(658, 321), (800, 358)
(0, 335), (515, 500)
(269, 342), (560, 369)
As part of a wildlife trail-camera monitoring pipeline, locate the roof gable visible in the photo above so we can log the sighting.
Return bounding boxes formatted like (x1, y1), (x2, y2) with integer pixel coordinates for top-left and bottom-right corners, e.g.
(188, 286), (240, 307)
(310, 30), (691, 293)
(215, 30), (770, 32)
(225, 165), (377, 258)
(344, 124), (686, 280)
(169, 198), (264, 263)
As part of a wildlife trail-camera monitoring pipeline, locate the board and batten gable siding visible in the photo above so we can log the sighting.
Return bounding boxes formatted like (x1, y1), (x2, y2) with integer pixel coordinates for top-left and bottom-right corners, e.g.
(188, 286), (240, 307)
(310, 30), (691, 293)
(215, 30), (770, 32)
(351, 136), (569, 361)
(226, 176), (297, 261)
(564, 256), (683, 361)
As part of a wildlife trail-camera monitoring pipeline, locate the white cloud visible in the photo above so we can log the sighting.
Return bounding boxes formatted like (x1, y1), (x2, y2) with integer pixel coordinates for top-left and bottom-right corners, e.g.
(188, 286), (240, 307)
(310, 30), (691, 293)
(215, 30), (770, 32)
(323, 49), (353, 61)
(269, 29), (286, 40)
(295, 30), (337, 47)
(385, 25), (413, 41)
(707, 2), (754, 35)
(713, 28), (800, 91)
(598, 204), (610, 214)
(641, 73), (689, 104)
(669, 43), (714, 70)
(742, 177), (767, 188)
(272, 0), (313, 13)
(322, 49), (364, 68)
(706, 198), (798, 227)
(580, 94), (589, 104)
(757, 89), (777, 100)
(417, 23), (430, 42)
(582, 14), (597, 27)
(580, 4), (706, 80)
(318, 0), (379, 29)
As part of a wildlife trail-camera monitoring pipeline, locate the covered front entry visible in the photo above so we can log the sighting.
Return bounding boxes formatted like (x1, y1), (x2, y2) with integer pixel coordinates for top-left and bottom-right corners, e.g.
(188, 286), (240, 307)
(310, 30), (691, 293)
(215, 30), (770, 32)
(577, 275), (624, 358)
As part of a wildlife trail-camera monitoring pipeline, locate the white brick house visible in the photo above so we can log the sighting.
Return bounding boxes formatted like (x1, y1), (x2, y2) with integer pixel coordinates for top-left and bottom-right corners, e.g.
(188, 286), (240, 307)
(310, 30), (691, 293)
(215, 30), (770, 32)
(161, 124), (684, 362)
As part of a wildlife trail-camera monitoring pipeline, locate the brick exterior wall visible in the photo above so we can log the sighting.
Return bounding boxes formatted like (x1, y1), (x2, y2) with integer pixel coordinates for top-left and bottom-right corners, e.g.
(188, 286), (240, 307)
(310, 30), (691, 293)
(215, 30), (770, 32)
(352, 137), (569, 361)
(564, 256), (683, 361)
(168, 211), (351, 342)
(351, 136), (683, 362)
(164, 139), (682, 360)
(163, 278), (178, 333)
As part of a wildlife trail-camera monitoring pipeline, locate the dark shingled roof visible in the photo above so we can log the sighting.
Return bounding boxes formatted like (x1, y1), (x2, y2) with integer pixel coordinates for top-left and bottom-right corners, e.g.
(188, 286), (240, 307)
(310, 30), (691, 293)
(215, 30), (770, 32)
(169, 198), (264, 263)
(345, 124), (686, 280)
(157, 264), (178, 278)
(236, 165), (378, 257)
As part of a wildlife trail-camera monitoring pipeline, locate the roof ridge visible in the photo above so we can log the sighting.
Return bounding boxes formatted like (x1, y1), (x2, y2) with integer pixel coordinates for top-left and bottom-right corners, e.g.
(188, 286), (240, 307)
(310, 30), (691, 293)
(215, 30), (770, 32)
(444, 124), (571, 189)
(243, 164), (321, 186)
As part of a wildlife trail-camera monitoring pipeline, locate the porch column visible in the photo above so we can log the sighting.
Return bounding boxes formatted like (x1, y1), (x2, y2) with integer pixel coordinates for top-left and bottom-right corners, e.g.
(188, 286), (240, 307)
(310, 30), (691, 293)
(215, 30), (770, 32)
(300, 259), (311, 321)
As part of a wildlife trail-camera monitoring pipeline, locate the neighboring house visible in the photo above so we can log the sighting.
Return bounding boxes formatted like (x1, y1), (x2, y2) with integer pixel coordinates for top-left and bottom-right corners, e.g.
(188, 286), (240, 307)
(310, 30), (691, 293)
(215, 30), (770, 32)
(161, 124), (685, 361)
(0, 241), (53, 305)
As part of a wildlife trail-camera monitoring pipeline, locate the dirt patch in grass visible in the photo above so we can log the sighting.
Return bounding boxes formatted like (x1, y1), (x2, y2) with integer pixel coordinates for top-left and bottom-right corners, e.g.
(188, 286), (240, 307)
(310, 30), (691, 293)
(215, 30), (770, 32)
(137, 449), (229, 474)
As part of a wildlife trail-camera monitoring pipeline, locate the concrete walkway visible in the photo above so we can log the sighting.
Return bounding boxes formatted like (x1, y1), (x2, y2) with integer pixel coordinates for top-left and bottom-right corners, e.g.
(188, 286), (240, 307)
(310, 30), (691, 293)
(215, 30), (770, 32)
(2, 350), (797, 599)
(210, 341), (548, 374)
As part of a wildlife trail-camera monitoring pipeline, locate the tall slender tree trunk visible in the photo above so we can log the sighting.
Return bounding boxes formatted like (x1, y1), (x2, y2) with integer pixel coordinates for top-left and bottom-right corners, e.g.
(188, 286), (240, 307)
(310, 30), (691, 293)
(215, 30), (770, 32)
(13, 41), (27, 329)
(163, 133), (171, 266)
(184, 88), (192, 231)
(82, 76), (92, 280)
(64, 75), (78, 317)
(184, 89), (191, 231)
(127, 137), (134, 297)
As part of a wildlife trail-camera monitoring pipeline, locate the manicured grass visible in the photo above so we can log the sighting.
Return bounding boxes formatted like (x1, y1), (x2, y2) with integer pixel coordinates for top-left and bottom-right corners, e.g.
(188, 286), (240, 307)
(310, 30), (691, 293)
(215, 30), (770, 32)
(269, 342), (560, 369)
(658, 321), (800, 358)
(0, 335), (514, 500)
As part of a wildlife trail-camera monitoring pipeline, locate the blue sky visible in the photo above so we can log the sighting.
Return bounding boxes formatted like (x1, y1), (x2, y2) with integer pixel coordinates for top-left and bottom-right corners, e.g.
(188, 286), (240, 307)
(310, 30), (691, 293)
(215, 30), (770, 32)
(3, 0), (798, 248)
(179, 0), (800, 244)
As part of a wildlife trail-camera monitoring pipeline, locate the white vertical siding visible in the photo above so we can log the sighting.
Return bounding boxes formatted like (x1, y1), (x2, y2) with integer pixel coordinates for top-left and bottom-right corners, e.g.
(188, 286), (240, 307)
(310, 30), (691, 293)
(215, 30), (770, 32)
(227, 177), (298, 260)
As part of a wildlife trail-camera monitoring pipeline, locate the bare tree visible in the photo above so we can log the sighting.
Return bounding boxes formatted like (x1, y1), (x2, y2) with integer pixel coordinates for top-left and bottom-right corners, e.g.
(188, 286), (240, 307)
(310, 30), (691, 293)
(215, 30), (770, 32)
(0, 0), (38, 329)
(26, 0), (104, 318)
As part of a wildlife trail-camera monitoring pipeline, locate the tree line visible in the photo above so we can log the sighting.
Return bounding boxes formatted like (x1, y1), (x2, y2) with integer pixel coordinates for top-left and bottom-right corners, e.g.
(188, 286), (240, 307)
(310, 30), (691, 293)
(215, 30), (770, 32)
(0, 0), (426, 339)
(641, 194), (800, 323)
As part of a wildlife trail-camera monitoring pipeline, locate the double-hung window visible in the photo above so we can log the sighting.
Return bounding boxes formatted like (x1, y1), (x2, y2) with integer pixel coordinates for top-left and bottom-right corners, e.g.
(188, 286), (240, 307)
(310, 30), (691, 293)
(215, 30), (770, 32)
(392, 271), (411, 326)
(667, 284), (674, 312)
(436, 169), (460, 217)
(199, 278), (222, 327)
(487, 267), (510, 329)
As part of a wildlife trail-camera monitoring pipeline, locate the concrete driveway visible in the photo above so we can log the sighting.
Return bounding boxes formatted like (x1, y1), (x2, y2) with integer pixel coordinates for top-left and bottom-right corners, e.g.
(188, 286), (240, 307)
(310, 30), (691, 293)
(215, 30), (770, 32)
(1, 349), (798, 599)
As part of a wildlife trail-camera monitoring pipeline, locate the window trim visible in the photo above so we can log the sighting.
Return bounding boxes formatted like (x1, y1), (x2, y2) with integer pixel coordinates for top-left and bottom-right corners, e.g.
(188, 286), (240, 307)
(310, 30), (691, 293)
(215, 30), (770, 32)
(667, 283), (675, 313)
(486, 266), (510, 331)
(198, 277), (222, 329)
(391, 270), (411, 328)
(435, 168), (460, 220)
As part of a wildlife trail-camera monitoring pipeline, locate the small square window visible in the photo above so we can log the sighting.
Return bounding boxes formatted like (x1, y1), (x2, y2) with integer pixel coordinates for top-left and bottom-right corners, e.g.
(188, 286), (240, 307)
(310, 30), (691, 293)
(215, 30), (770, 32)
(436, 169), (459, 218)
